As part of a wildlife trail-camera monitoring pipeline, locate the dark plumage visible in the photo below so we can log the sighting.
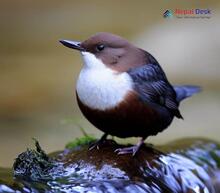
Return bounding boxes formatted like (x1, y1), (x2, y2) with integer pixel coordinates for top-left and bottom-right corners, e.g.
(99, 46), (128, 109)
(60, 32), (201, 156)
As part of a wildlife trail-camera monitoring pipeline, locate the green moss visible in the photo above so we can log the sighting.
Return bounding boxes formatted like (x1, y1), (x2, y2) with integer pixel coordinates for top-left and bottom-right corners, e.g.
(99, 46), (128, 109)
(65, 135), (96, 149)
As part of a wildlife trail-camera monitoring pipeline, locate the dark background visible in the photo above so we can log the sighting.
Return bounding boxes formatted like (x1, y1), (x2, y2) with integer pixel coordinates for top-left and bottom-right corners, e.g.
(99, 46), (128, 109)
(0, 0), (219, 166)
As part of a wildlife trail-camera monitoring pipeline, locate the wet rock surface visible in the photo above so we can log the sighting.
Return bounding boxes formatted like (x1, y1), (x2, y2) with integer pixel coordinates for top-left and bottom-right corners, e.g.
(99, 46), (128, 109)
(0, 138), (220, 193)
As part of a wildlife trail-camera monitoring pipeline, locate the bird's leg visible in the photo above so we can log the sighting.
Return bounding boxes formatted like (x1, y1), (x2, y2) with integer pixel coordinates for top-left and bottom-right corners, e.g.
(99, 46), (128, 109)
(115, 137), (146, 156)
(89, 133), (108, 150)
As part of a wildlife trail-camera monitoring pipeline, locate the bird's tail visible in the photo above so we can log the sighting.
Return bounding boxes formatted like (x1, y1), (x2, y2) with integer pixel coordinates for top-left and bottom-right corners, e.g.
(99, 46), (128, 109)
(174, 85), (201, 102)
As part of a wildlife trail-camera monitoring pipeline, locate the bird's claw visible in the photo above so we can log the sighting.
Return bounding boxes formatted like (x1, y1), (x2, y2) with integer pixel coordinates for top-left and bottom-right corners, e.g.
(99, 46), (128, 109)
(88, 140), (102, 150)
(115, 145), (140, 156)
(115, 138), (145, 156)
(88, 134), (108, 151)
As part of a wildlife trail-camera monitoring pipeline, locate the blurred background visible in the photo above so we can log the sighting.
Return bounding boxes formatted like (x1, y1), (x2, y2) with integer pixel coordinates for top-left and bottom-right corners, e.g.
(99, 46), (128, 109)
(0, 0), (219, 167)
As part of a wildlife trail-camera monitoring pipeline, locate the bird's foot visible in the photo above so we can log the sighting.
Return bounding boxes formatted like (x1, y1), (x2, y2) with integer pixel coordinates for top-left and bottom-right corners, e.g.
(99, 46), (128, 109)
(115, 137), (146, 156)
(115, 146), (141, 156)
(88, 133), (108, 151)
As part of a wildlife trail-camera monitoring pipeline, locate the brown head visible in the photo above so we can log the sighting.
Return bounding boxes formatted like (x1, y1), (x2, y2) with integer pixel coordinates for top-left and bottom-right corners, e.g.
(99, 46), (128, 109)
(60, 32), (147, 72)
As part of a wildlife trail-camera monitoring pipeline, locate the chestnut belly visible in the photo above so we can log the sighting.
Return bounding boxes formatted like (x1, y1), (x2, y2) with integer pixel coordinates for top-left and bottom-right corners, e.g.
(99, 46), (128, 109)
(76, 93), (174, 138)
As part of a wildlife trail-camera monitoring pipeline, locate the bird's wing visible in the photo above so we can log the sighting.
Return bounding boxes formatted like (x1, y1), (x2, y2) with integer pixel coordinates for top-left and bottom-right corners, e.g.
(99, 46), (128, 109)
(127, 63), (182, 118)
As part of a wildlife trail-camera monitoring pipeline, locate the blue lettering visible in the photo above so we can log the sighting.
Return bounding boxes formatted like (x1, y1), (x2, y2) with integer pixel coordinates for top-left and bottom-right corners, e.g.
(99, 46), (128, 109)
(195, 9), (200, 14)
(195, 9), (211, 14)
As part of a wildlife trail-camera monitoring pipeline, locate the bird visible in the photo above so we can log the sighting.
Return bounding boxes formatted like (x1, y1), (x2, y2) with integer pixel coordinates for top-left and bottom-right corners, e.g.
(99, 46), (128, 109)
(59, 32), (200, 156)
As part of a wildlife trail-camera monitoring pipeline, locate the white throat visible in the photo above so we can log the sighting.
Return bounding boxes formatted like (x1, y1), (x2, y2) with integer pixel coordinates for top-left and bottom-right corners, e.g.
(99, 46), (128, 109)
(76, 52), (133, 110)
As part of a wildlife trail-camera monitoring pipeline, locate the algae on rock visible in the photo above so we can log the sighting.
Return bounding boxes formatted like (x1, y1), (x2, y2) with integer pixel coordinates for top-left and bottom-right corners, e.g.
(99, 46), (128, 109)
(0, 138), (220, 192)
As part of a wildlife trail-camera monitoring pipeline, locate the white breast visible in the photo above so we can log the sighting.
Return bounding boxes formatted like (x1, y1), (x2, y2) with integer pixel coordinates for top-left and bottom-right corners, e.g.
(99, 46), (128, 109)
(76, 52), (133, 110)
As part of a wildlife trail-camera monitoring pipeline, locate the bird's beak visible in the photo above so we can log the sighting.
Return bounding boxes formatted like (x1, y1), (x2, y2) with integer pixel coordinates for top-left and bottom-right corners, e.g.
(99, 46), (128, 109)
(59, 40), (85, 51)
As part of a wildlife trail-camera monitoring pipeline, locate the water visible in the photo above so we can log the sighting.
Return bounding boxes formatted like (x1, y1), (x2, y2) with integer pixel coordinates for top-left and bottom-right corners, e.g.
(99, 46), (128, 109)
(0, 139), (220, 192)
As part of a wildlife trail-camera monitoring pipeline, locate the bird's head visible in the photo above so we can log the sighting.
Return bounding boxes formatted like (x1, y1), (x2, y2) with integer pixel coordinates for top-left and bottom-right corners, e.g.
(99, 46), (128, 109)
(60, 32), (146, 72)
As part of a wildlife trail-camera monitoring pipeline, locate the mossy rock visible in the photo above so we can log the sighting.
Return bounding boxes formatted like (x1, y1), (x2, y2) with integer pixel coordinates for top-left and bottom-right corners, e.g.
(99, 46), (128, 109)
(0, 138), (220, 192)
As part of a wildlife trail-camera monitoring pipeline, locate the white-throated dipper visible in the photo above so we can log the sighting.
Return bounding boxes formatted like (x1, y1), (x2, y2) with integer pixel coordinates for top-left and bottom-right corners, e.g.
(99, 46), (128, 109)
(60, 32), (200, 155)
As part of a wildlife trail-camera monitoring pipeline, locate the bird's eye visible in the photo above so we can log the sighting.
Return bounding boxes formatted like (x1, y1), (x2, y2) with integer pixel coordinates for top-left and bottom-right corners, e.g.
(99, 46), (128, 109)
(96, 44), (105, 52)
